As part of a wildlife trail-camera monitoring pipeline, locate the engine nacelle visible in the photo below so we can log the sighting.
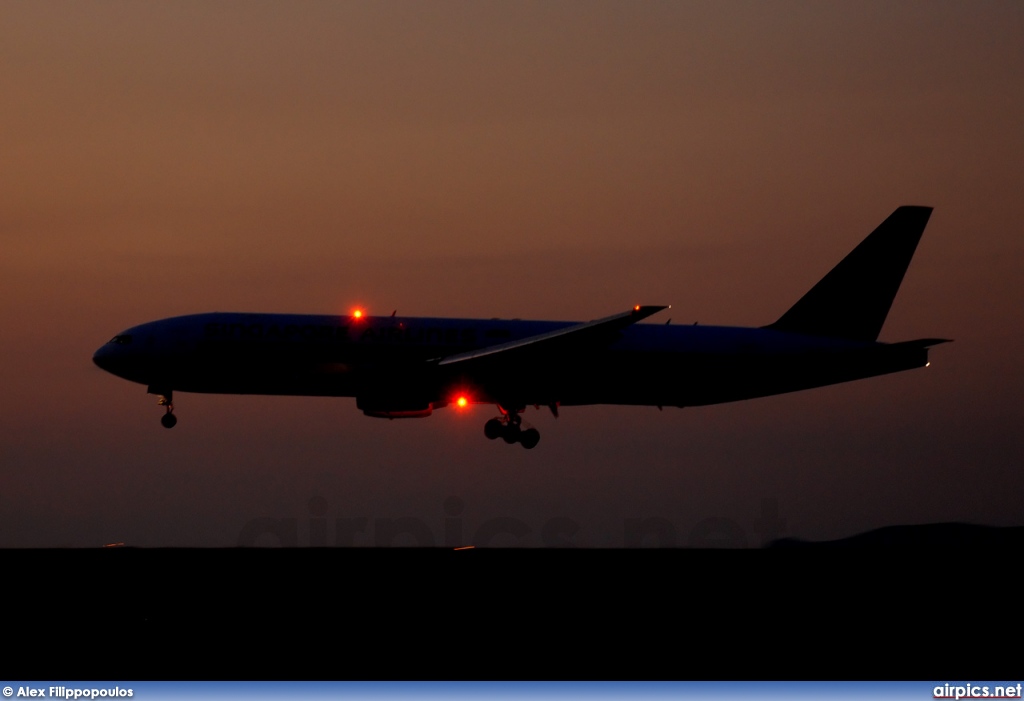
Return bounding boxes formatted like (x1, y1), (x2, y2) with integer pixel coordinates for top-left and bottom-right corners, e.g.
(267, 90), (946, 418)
(357, 395), (433, 419)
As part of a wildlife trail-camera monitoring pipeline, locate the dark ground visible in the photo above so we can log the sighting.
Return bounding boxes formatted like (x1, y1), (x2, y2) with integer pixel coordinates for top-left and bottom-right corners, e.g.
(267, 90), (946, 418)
(6, 523), (1020, 679)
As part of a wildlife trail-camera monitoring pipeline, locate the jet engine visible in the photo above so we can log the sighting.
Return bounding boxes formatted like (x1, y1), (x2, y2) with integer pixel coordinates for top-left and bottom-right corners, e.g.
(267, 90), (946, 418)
(357, 395), (434, 419)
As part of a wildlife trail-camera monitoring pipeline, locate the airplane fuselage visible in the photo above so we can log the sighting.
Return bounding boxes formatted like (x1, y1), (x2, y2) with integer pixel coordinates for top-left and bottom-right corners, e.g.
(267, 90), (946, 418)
(93, 311), (931, 412)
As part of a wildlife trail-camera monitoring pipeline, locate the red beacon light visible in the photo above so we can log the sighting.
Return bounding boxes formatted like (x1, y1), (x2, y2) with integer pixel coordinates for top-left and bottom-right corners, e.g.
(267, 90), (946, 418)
(456, 396), (469, 408)
(352, 309), (364, 319)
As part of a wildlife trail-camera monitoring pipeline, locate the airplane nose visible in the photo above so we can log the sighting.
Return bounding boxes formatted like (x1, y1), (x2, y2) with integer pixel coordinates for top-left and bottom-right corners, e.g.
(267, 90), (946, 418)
(93, 345), (114, 372)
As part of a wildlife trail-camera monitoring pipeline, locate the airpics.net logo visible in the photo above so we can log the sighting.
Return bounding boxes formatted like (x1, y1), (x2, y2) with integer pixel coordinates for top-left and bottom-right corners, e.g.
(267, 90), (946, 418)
(934, 684), (1023, 699)
(3, 689), (133, 700)
(236, 495), (787, 547)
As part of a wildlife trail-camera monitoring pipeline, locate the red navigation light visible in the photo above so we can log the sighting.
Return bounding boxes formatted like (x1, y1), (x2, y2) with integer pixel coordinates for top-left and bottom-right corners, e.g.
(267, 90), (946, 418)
(456, 396), (468, 408)
(352, 309), (363, 319)
(633, 305), (641, 311)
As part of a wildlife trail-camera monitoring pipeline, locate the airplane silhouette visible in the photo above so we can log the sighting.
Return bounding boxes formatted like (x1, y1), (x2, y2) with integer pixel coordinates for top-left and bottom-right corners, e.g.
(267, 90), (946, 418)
(93, 206), (948, 449)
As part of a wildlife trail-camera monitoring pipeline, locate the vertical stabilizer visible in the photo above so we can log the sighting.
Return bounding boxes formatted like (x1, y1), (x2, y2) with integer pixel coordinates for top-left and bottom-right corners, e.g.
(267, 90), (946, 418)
(766, 206), (933, 342)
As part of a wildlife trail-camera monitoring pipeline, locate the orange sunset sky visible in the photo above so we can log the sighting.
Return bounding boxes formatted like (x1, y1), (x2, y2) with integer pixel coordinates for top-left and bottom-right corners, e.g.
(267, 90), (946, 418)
(2, 1), (1022, 546)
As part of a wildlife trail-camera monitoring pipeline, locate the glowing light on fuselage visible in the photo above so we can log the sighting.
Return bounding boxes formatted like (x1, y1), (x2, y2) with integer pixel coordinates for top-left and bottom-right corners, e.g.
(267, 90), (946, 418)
(353, 309), (363, 319)
(457, 396), (468, 408)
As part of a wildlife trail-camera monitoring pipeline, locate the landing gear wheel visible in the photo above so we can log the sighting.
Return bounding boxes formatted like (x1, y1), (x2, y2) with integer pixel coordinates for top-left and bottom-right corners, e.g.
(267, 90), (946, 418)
(484, 418), (503, 440)
(486, 405), (540, 447)
(502, 424), (521, 444)
(520, 428), (540, 449)
(154, 390), (176, 429)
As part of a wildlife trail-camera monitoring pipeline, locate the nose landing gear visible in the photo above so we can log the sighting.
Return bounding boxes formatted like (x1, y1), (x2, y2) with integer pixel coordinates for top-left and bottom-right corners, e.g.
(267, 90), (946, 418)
(157, 392), (177, 429)
(484, 407), (540, 449)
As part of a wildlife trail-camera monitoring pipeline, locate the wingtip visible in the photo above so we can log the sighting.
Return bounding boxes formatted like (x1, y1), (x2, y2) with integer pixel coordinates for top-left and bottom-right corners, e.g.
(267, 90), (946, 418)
(628, 306), (671, 325)
(631, 305), (671, 318)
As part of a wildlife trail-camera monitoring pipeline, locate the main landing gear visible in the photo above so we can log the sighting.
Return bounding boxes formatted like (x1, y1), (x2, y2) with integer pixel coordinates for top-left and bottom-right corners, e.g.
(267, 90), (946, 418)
(157, 391), (177, 429)
(484, 407), (540, 449)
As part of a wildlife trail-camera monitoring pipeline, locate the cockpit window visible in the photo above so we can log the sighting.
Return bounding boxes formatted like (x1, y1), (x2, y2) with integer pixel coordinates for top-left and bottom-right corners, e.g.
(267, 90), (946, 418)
(109, 335), (133, 345)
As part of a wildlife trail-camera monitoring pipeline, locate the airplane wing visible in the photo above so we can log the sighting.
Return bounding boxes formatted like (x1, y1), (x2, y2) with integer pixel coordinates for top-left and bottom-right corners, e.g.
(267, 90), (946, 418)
(434, 305), (669, 367)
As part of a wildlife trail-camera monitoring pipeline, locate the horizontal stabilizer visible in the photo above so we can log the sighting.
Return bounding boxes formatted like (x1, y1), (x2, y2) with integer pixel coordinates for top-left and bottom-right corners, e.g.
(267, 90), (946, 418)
(766, 206), (933, 342)
(886, 338), (953, 349)
(435, 305), (669, 367)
